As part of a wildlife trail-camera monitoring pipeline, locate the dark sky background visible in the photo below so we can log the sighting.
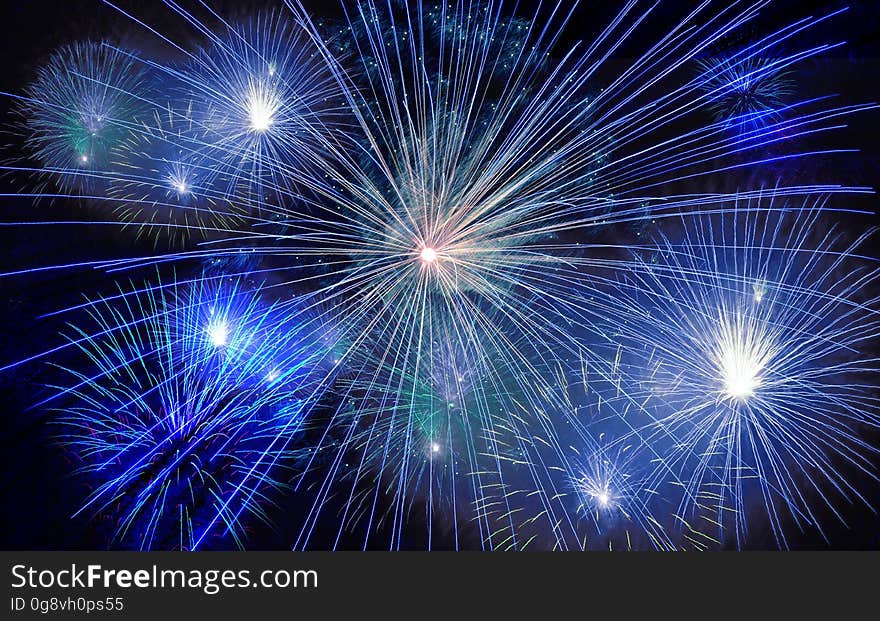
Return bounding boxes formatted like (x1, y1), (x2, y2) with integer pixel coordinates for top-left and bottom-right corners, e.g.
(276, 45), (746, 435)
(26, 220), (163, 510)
(0, 0), (878, 550)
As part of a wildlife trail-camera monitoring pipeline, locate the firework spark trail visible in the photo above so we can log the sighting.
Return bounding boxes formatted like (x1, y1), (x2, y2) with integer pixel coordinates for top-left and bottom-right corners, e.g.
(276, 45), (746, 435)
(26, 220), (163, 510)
(107, 102), (247, 244)
(565, 435), (667, 550)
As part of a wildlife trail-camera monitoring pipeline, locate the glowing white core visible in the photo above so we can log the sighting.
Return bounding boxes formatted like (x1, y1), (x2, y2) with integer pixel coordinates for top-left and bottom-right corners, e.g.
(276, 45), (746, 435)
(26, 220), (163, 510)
(206, 320), (229, 348)
(420, 247), (438, 264)
(597, 492), (610, 507)
(174, 182), (188, 194)
(80, 155), (89, 164)
(247, 91), (275, 132)
(431, 442), (441, 454)
(721, 346), (760, 400)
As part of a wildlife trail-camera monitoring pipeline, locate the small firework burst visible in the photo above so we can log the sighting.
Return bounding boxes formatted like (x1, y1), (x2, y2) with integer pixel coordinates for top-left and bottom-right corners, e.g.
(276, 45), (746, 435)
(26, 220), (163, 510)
(19, 41), (151, 192)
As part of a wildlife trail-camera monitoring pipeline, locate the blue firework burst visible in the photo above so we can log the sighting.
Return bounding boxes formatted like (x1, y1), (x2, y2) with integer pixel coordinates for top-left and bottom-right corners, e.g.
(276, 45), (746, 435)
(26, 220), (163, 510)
(606, 198), (880, 547)
(697, 55), (794, 132)
(174, 11), (350, 205)
(108, 102), (244, 244)
(18, 41), (152, 193)
(51, 276), (326, 549)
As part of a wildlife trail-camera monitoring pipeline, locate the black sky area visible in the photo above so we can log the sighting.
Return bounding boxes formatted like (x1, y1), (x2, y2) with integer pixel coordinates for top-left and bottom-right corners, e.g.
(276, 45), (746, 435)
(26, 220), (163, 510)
(0, 0), (879, 550)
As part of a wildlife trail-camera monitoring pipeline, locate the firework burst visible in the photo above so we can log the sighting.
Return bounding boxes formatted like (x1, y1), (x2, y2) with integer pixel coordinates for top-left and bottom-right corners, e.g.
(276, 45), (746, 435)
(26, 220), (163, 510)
(17, 41), (151, 193)
(174, 10), (351, 205)
(265, 0), (877, 548)
(697, 55), (794, 132)
(107, 102), (243, 245)
(51, 276), (326, 549)
(606, 197), (880, 547)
